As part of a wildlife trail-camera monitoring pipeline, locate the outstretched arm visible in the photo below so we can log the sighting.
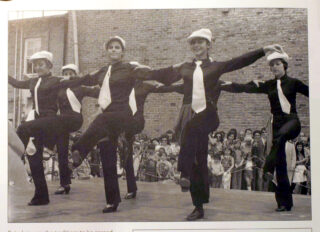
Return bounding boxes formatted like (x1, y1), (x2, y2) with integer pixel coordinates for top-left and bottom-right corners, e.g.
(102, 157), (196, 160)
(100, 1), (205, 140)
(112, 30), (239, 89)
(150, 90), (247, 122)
(296, 79), (309, 97)
(219, 80), (268, 94)
(8, 75), (31, 89)
(218, 44), (282, 75)
(50, 71), (102, 90)
(132, 62), (183, 86)
(152, 83), (184, 94)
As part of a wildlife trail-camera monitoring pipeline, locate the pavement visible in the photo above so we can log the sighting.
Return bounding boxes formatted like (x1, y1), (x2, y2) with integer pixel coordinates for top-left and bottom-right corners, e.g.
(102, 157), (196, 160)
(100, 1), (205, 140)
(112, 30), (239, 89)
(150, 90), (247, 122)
(8, 178), (312, 223)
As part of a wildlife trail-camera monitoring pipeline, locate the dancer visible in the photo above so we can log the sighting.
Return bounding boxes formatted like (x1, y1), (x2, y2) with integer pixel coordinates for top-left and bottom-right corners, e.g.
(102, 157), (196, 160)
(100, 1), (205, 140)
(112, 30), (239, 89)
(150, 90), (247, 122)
(99, 79), (163, 200)
(139, 28), (280, 220)
(120, 79), (191, 199)
(53, 64), (99, 194)
(222, 50), (309, 211)
(8, 51), (94, 205)
(70, 36), (159, 213)
(9, 51), (66, 205)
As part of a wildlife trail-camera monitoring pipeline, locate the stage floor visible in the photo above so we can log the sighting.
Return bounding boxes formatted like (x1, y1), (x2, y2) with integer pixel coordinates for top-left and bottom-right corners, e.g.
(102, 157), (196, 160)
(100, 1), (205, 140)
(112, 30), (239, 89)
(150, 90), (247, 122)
(8, 178), (311, 222)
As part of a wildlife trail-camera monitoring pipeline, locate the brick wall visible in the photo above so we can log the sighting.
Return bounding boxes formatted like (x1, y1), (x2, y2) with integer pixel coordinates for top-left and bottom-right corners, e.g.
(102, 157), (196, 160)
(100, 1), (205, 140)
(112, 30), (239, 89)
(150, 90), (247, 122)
(64, 8), (308, 138)
(8, 14), (67, 126)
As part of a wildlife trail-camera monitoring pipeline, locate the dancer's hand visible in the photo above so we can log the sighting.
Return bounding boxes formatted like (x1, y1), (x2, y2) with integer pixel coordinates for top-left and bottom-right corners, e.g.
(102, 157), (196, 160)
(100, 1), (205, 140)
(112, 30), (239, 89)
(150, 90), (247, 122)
(173, 61), (185, 69)
(131, 61), (151, 70)
(221, 81), (232, 86)
(59, 76), (70, 81)
(263, 44), (283, 54)
(253, 79), (264, 87)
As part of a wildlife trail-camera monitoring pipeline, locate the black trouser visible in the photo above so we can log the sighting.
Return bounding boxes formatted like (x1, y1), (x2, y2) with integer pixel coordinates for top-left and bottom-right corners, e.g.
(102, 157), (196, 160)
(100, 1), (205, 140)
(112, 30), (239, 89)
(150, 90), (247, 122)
(54, 113), (83, 186)
(178, 105), (219, 207)
(73, 109), (133, 205)
(72, 109), (132, 158)
(264, 114), (301, 209)
(17, 113), (83, 199)
(17, 115), (58, 201)
(56, 133), (71, 186)
(123, 136), (138, 193)
(190, 133), (210, 207)
(26, 137), (49, 201)
(98, 137), (121, 205)
(123, 114), (144, 193)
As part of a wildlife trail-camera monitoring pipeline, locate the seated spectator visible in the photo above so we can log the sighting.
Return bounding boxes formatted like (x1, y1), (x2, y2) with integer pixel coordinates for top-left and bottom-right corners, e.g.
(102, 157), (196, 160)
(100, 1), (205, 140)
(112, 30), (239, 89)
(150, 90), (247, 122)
(142, 144), (158, 182)
(164, 130), (180, 157)
(73, 158), (91, 180)
(151, 138), (160, 146)
(221, 148), (234, 189)
(209, 152), (224, 188)
(89, 145), (101, 177)
(156, 151), (172, 180)
(292, 142), (308, 195)
(168, 155), (180, 183)
(43, 148), (59, 181)
(159, 134), (173, 155)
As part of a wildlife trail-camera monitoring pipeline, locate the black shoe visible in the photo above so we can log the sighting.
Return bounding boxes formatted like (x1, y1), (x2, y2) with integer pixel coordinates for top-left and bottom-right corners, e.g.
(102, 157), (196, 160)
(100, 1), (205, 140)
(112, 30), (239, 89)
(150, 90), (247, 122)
(124, 192), (136, 199)
(54, 185), (71, 195)
(186, 207), (204, 221)
(72, 150), (82, 168)
(102, 204), (118, 213)
(180, 177), (190, 192)
(28, 198), (49, 206)
(275, 206), (291, 212)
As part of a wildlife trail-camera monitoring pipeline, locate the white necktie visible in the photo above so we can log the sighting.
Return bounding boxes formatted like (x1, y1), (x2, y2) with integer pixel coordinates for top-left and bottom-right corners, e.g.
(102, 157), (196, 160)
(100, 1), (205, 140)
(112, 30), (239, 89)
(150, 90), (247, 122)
(277, 79), (291, 114)
(34, 78), (42, 115)
(98, 65), (112, 110)
(191, 60), (206, 113)
(66, 88), (81, 113)
(129, 88), (137, 115)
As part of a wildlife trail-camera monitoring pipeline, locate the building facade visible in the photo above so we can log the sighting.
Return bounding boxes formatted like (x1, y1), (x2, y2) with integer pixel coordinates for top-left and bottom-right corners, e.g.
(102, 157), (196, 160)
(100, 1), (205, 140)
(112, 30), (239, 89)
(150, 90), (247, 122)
(8, 9), (309, 137)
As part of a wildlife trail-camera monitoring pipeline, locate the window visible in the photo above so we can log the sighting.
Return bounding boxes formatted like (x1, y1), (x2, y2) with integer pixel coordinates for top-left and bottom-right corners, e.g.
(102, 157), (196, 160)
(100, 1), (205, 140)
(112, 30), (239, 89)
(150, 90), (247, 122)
(24, 38), (42, 75)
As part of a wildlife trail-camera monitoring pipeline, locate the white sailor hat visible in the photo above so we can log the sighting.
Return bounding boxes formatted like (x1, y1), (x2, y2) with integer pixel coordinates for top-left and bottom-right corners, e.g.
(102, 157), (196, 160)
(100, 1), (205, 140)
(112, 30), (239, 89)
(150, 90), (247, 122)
(30, 51), (53, 65)
(267, 51), (289, 64)
(104, 36), (126, 50)
(62, 64), (79, 75)
(187, 28), (213, 44)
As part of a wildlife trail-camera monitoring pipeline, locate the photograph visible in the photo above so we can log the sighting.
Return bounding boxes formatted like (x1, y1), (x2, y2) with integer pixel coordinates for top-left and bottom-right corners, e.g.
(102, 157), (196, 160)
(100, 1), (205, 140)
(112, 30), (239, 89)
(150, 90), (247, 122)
(3, 0), (320, 231)
(7, 7), (312, 223)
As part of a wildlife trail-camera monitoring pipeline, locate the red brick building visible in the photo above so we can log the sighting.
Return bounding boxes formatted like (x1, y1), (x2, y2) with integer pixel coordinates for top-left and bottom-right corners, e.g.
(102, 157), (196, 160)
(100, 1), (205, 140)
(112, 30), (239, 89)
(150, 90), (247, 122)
(8, 9), (309, 137)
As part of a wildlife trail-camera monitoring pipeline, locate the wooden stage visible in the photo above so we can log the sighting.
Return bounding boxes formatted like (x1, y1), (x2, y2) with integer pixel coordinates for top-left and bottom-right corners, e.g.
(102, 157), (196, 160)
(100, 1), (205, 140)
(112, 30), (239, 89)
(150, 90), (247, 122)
(8, 178), (311, 223)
